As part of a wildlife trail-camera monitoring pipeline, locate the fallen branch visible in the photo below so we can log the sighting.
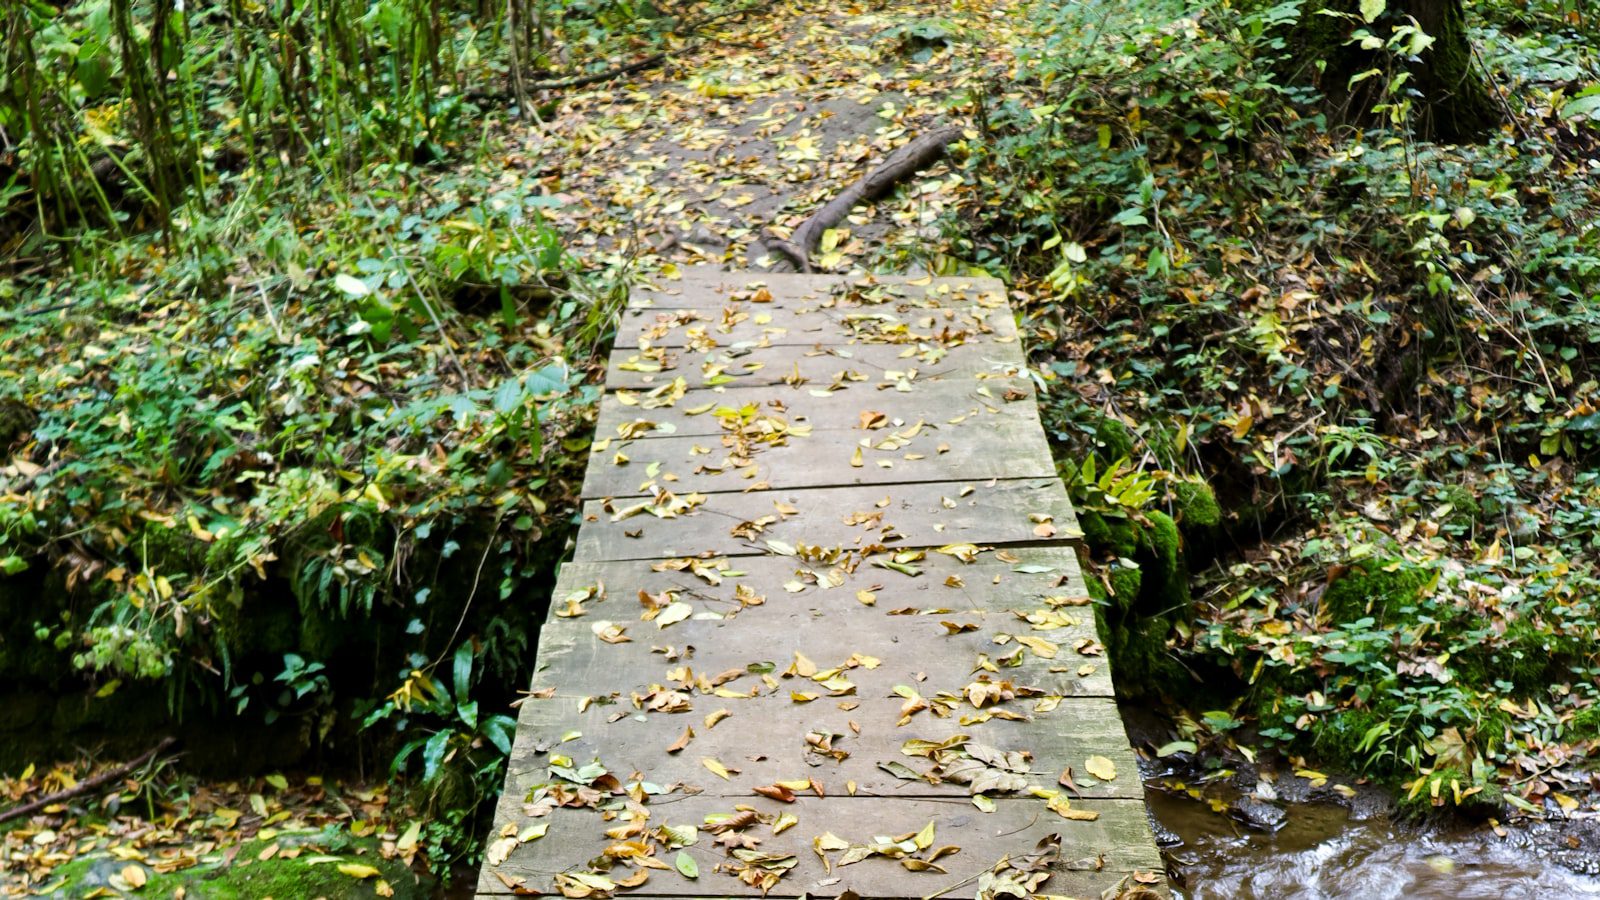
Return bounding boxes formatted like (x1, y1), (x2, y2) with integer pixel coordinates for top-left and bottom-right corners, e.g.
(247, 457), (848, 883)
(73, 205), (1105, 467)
(525, 52), (669, 92)
(0, 737), (176, 825)
(762, 125), (966, 273)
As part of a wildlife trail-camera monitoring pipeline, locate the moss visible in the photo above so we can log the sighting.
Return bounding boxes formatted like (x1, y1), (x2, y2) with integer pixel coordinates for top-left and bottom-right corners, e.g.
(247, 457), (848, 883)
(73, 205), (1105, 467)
(1436, 483), (1481, 525)
(1079, 510), (1140, 560)
(1320, 560), (1432, 625)
(134, 520), (211, 573)
(1091, 417), (1135, 464)
(1171, 479), (1221, 530)
(1453, 620), (1583, 694)
(44, 833), (427, 900)
(1309, 708), (1389, 775)
(1107, 560), (1144, 612)
(1079, 511), (1113, 553)
(1568, 706), (1600, 740)
(1137, 511), (1190, 612)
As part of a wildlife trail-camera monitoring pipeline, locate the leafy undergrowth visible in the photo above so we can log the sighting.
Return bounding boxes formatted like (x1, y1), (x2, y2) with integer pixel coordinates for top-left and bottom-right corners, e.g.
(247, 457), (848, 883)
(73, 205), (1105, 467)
(945, 0), (1600, 817)
(0, 0), (1038, 892)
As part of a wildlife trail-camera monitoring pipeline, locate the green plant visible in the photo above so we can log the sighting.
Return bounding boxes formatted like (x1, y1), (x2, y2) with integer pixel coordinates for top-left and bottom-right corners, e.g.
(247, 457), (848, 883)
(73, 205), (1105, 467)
(364, 644), (517, 862)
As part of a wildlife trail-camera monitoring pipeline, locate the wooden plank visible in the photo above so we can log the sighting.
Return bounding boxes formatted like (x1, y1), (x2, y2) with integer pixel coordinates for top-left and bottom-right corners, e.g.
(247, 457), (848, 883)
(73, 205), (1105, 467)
(502, 692), (1142, 800)
(604, 338), (1025, 392)
(581, 412), (1054, 498)
(596, 374), (1041, 441)
(480, 795), (1163, 898)
(526, 606), (1110, 699)
(628, 266), (1010, 314)
(530, 546), (1105, 689)
(630, 267), (848, 309)
(575, 478), (1082, 561)
(616, 293), (1018, 349)
(556, 538), (1094, 614)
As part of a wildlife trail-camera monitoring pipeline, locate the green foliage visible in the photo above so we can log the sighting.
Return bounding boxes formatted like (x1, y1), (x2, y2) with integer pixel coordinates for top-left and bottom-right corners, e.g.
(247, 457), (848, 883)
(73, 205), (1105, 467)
(0, 0), (721, 873)
(949, 0), (1600, 814)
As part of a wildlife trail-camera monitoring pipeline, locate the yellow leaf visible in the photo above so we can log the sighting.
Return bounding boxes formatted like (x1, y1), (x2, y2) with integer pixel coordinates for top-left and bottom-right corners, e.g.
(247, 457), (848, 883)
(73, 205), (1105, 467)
(702, 758), (732, 780)
(792, 652), (817, 678)
(1084, 755), (1117, 781)
(338, 863), (382, 879)
(120, 865), (148, 888)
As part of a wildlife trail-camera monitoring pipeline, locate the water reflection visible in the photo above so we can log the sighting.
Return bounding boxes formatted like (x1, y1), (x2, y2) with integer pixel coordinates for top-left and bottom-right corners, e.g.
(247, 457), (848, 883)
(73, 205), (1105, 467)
(1151, 789), (1600, 900)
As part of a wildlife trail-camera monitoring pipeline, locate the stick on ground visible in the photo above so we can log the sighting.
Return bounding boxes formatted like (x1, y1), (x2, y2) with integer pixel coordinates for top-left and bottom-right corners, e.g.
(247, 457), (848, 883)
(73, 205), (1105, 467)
(763, 124), (966, 272)
(0, 737), (177, 825)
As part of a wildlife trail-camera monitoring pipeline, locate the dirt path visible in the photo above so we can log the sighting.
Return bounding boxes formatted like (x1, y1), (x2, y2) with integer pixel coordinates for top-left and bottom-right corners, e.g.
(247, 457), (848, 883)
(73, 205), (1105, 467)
(502, 0), (1025, 273)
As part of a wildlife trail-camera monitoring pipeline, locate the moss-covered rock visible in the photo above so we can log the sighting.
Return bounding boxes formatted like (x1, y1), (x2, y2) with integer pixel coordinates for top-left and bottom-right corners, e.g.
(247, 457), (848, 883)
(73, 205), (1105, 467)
(1079, 510), (1139, 560)
(1091, 417), (1135, 464)
(1137, 510), (1190, 613)
(1107, 560), (1144, 612)
(43, 831), (428, 900)
(1172, 478), (1221, 530)
(1320, 560), (1433, 625)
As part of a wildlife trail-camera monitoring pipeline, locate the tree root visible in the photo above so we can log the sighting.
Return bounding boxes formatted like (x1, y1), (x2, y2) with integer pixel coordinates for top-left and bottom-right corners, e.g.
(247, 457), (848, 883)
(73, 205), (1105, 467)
(761, 124), (965, 273)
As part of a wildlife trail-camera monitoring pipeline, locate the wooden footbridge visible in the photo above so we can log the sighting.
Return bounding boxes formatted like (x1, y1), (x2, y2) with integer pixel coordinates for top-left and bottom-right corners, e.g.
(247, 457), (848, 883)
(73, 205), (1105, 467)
(479, 268), (1165, 898)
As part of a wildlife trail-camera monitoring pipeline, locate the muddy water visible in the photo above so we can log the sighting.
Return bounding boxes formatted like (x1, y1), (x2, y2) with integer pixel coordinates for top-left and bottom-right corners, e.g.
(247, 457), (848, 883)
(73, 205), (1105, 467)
(1151, 787), (1600, 899)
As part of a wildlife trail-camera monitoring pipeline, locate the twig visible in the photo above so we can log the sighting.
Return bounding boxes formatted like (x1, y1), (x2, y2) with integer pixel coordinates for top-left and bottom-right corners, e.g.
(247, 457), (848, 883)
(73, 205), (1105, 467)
(0, 737), (176, 825)
(525, 52), (669, 91)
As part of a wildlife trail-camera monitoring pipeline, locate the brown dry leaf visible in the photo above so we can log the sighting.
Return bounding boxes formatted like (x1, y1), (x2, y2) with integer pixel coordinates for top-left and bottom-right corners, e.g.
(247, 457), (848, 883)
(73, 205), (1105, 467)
(667, 726), (694, 754)
(753, 784), (797, 802)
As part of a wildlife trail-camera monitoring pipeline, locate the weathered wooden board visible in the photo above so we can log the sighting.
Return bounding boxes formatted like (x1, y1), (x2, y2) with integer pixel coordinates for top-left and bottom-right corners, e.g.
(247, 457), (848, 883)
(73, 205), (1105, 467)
(581, 412), (1054, 498)
(479, 271), (1165, 899)
(553, 538), (1100, 614)
(502, 692), (1143, 800)
(616, 294), (1018, 349)
(542, 544), (1104, 686)
(576, 478), (1083, 561)
(604, 338), (1024, 392)
(596, 373), (1041, 441)
(527, 606), (1110, 699)
(630, 267), (848, 309)
(627, 266), (1009, 314)
(479, 794), (1163, 898)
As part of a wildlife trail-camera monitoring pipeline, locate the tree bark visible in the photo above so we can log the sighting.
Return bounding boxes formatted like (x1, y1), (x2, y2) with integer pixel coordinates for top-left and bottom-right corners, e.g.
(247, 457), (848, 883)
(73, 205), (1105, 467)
(1293, 0), (1502, 143)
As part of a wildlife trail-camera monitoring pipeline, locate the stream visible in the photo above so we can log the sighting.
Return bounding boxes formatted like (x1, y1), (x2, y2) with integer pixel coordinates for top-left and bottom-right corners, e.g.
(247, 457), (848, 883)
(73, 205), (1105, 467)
(1149, 771), (1600, 899)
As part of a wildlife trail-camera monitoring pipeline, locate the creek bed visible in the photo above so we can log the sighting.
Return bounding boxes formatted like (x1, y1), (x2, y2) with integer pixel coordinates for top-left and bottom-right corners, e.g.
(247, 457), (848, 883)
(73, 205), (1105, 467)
(1148, 769), (1600, 898)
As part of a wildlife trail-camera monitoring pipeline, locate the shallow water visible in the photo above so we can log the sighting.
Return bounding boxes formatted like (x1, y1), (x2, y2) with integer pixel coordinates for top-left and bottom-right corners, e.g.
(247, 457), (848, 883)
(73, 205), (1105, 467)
(1151, 788), (1600, 900)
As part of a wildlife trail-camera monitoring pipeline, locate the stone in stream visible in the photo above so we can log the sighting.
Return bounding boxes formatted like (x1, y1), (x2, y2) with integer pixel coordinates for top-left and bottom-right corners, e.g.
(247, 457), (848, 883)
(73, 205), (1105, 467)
(1231, 796), (1288, 832)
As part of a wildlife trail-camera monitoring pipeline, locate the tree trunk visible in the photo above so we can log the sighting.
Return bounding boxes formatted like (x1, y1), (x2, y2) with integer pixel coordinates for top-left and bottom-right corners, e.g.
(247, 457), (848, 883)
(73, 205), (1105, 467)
(1404, 0), (1502, 142)
(1294, 0), (1502, 143)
